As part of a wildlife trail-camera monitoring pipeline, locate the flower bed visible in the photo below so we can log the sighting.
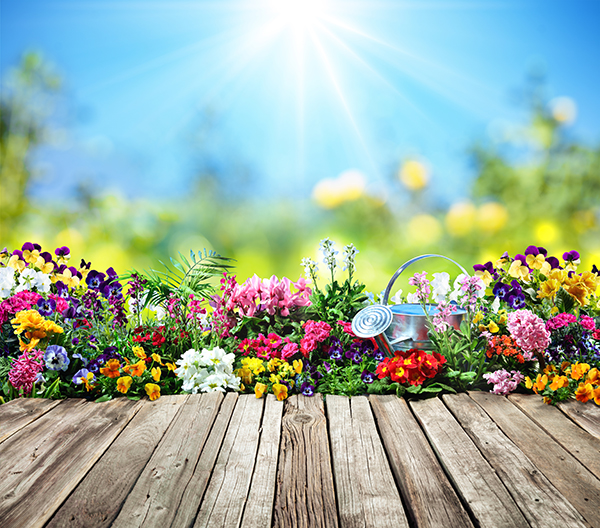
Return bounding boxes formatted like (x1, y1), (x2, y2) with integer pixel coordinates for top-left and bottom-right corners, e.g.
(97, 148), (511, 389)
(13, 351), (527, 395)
(0, 241), (599, 406)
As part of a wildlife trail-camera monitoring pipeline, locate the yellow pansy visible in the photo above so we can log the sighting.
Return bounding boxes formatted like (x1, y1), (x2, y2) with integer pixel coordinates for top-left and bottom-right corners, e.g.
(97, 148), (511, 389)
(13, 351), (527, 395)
(254, 382), (267, 399)
(151, 367), (161, 382)
(117, 376), (133, 394)
(145, 383), (161, 401)
(293, 359), (303, 374)
(132, 346), (146, 359)
(508, 260), (530, 281)
(273, 383), (288, 401)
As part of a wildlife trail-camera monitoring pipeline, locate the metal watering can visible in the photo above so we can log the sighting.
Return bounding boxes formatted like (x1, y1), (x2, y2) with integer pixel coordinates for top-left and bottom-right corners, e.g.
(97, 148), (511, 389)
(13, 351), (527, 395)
(351, 254), (468, 356)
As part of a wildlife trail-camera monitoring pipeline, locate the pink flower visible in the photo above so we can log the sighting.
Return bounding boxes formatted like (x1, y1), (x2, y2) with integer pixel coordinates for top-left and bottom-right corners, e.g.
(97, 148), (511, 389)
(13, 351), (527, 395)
(432, 301), (457, 333)
(8, 348), (44, 395)
(546, 312), (577, 331)
(337, 320), (356, 337)
(580, 315), (596, 331)
(507, 309), (550, 360)
(0, 290), (42, 324)
(300, 320), (332, 358)
(408, 272), (431, 302)
(280, 342), (299, 361)
(483, 369), (524, 395)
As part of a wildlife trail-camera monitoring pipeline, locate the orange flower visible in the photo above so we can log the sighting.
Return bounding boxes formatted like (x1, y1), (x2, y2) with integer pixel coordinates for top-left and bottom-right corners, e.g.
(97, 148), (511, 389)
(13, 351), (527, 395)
(166, 362), (176, 371)
(151, 353), (164, 365)
(575, 383), (594, 403)
(99, 358), (121, 378)
(145, 383), (160, 401)
(151, 367), (161, 382)
(593, 386), (600, 406)
(254, 382), (267, 399)
(549, 375), (569, 391)
(236, 366), (253, 385)
(116, 376), (133, 394)
(570, 363), (590, 381)
(533, 374), (548, 393)
(586, 368), (600, 385)
(272, 382), (288, 401)
(123, 360), (146, 377)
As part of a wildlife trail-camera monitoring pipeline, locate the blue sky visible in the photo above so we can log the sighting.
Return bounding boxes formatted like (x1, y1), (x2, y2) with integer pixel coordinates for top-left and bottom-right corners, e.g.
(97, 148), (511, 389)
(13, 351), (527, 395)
(2, 0), (600, 204)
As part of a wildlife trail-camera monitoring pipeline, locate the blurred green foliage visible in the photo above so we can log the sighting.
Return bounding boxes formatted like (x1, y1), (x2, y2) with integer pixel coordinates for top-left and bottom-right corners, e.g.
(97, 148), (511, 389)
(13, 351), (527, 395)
(1, 53), (599, 295)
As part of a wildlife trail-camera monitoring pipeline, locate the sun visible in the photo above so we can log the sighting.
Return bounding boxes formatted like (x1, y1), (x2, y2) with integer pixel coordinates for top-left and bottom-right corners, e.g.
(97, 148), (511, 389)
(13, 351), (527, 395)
(269, 0), (327, 30)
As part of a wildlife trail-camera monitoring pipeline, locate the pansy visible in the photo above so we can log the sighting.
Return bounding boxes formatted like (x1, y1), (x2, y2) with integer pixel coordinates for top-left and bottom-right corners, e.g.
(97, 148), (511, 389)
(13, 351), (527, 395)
(86, 270), (106, 290)
(361, 370), (375, 384)
(144, 383), (161, 401)
(300, 381), (315, 396)
(272, 382), (288, 401)
(36, 297), (56, 317)
(117, 376), (133, 394)
(99, 358), (122, 378)
(44, 345), (70, 371)
(54, 246), (71, 264)
(254, 382), (267, 398)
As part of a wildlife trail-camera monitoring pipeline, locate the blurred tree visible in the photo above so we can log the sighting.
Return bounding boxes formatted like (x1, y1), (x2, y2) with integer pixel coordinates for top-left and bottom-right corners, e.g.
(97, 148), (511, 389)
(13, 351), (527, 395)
(0, 52), (62, 239)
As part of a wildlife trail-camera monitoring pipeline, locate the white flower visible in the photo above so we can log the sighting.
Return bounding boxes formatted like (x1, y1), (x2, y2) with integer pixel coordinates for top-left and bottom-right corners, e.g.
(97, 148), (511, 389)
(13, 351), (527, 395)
(0, 266), (15, 298)
(431, 272), (450, 303)
(342, 243), (359, 273)
(199, 372), (228, 392)
(319, 238), (338, 273)
(406, 292), (420, 304)
(198, 347), (235, 369)
(390, 289), (403, 305)
(491, 296), (501, 313)
(14, 268), (51, 293)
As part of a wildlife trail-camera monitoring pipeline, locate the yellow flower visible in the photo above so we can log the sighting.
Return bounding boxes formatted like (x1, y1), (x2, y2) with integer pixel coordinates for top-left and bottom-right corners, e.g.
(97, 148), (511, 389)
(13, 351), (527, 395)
(34, 255), (54, 274)
(498, 314), (507, 325)
(267, 358), (282, 372)
(236, 366), (253, 385)
(474, 270), (494, 287)
(7, 254), (26, 272)
(55, 267), (80, 289)
(273, 383), (288, 401)
(117, 376), (133, 394)
(537, 278), (561, 300)
(166, 362), (176, 371)
(473, 312), (484, 324)
(525, 376), (533, 389)
(83, 371), (96, 391)
(270, 373), (281, 384)
(533, 374), (548, 393)
(526, 253), (546, 270)
(151, 367), (161, 382)
(22, 248), (40, 264)
(593, 387), (600, 406)
(488, 321), (499, 333)
(508, 260), (530, 281)
(132, 346), (146, 359)
(151, 353), (164, 365)
(145, 383), (161, 401)
(254, 382), (267, 399)
(242, 357), (265, 375)
(293, 359), (303, 374)
(574, 382), (593, 403)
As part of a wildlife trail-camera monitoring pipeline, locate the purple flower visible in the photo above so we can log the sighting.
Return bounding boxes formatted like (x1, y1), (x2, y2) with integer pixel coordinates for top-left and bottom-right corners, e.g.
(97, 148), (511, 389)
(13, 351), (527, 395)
(524, 246), (539, 256)
(329, 347), (343, 361)
(72, 368), (93, 385)
(563, 250), (580, 262)
(44, 345), (70, 371)
(72, 352), (89, 366)
(514, 254), (527, 265)
(36, 297), (56, 316)
(507, 293), (526, 310)
(361, 370), (375, 384)
(345, 347), (363, 364)
(493, 282), (510, 299)
(322, 361), (332, 372)
(300, 381), (315, 396)
(22, 242), (41, 252)
(55, 246), (70, 259)
(55, 281), (70, 298)
(86, 270), (106, 290)
(546, 256), (561, 269)
(373, 349), (385, 362)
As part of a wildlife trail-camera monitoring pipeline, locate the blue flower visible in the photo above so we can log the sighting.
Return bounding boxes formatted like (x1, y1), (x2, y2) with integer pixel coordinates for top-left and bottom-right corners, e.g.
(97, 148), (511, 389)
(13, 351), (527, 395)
(373, 349), (385, 362)
(72, 352), (89, 367)
(36, 297), (56, 317)
(86, 270), (106, 290)
(361, 370), (375, 384)
(44, 345), (70, 371)
(300, 381), (315, 397)
(72, 368), (91, 384)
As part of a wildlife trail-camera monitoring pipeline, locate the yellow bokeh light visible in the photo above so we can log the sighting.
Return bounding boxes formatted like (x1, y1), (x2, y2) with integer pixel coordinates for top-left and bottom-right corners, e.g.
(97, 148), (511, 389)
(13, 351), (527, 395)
(445, 201), (476, 236)
(312, 169), (366, 209)
(406, 214), (442, 246)
(477, 202), (508, 233)
(549, 96), (577, 125)
(534, 221), (559, 244)
(399, 160), (429, 191)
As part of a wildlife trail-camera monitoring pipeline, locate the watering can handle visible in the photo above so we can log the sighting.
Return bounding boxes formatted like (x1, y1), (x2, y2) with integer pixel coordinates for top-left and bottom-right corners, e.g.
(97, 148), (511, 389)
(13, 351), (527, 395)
(382, 254), (469, 305)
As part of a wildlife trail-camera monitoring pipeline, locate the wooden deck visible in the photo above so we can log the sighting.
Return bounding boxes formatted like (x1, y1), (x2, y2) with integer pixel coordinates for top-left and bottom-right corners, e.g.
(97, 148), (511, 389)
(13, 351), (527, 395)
(1, 392), (600, 528)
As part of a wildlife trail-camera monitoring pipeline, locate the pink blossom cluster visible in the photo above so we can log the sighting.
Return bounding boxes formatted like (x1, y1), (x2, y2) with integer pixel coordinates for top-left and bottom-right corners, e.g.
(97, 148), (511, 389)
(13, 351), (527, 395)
(300, 320), (332, 358)
(483, 369), (525, 396)
(545, 312), (577, 331)
(507, 309), (550, 360)
(459, 275), (484, 311)
(227, 274), (312, 317)
(186, 295), (207, 324)
(408, 272), (431, 302)
(432, 301), (457, 333)
(8, 349), (44, 395)
(579, 315), (596, 331)
(238, 333), (299, 360)
(0, 290), (42, 324)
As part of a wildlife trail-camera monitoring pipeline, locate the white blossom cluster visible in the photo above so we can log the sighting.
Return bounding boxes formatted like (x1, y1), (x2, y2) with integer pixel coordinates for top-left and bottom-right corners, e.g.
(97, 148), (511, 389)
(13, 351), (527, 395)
(174, 347), (240, 393)
(0, 266), (51, 298)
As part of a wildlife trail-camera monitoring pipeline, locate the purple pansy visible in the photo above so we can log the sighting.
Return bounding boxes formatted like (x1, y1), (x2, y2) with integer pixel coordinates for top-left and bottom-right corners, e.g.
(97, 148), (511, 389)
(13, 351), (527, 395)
(36, 297), (56, 316)
(300, 381), (315, 397)
(44, 345), (70, 371)
(361, 370), (375, 384)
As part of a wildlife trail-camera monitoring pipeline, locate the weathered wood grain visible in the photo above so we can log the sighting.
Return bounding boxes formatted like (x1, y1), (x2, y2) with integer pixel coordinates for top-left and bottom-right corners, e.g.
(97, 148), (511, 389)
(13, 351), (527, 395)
(369, 395), (473, 528)
(410, 397), (528, 528)
(326, 395), (409, 528)
(45, 394), (188, 528)
(0, 397), (141, 528)
(112, 392), (224, 528)
(273, 395), (339, 528)
(443, 393), (588, 528)
(171, 391), (238, 528)
(193, 393), (264, 528)
(470, 391), (600, 528)
(509, 393), (600, 481)
(0, 397), (62, 444)
(240, 394), (284, 528)
(558, 398), (600, 440)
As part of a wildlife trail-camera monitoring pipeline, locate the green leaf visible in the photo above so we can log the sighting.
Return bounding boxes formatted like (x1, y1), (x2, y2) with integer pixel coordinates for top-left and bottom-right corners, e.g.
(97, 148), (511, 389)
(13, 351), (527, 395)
(95, 395), (113, 402)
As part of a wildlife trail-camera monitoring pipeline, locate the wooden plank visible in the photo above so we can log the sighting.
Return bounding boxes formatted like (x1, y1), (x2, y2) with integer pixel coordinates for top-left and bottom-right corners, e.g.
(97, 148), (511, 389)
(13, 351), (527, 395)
(558, 398), (600, 440)
(410, 397), (528, 528)
(0, 397), (62, 444)
(46, 394), (188, 528)
(0, 397), (141, 528)
(171, 392), (238, 528)
(326, 395), (409, 528)
(443, 393), (588, 528)
(240, 394), (284, 528)
(509, 393), (600, 481)
(273, 395), (339, 528)
(112, 392), (224, 528)
(470, 391), (600, 528)
(193, 393), (264, 528)
(369, 395), (473, 528)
